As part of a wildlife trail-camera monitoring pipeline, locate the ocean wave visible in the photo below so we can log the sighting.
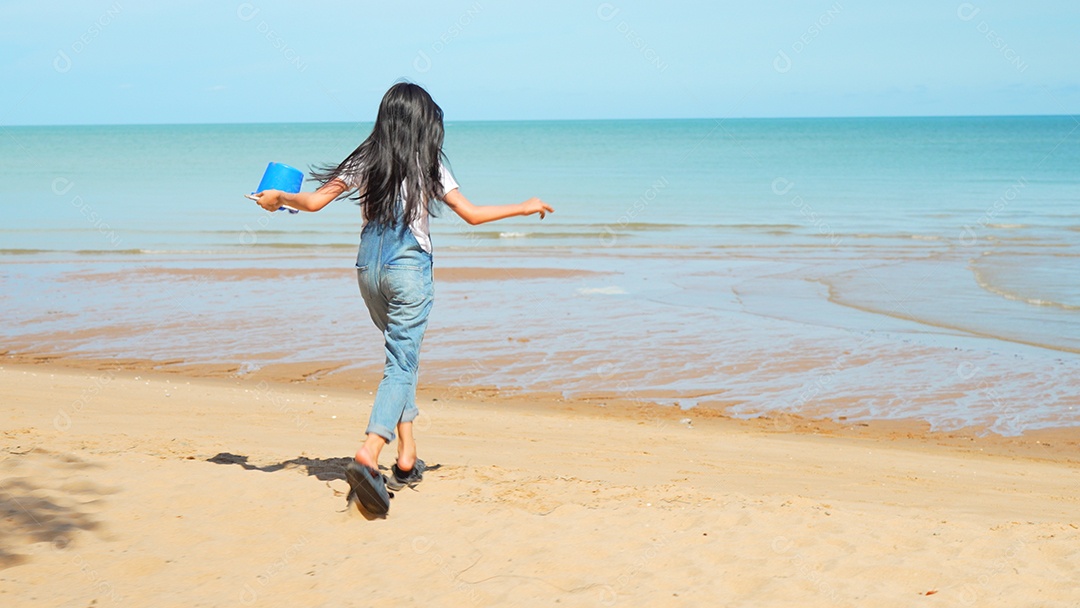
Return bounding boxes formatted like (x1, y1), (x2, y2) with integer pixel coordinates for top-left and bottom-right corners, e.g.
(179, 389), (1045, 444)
(588, 222), (803, 231)
(970, 266), (1080, 312)
(726, 223), (802, 230)
(0, 248), (52, 255)
(577, 286), (627, 295)
(820, 276), (1080, 354)
(454, 231), (602, 240)
(246, 243), (354, 250)
(74, 248), (150, 255)
(3, 244), (359, 256)
(133, 249), (231, 255)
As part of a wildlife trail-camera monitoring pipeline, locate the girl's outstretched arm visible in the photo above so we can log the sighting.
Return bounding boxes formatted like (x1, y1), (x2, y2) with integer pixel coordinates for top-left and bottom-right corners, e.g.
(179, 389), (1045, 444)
(254, 179), (348, 213)
(442, 189), (553, 225)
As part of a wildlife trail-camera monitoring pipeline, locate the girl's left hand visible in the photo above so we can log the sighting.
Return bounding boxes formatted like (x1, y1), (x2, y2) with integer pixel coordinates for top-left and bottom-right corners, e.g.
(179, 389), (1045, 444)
(521, 197), (554, 219)
(253, 190), (282, 211)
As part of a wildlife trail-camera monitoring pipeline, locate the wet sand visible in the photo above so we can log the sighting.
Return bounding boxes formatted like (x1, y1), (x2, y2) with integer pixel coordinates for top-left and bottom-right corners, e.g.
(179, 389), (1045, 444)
(2, 361), (1079, 606)
(6, 250), (1078, 435)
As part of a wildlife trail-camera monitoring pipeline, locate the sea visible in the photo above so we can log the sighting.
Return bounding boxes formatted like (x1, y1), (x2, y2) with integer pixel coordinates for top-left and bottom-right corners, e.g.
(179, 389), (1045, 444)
(2, 116), (1078, 435)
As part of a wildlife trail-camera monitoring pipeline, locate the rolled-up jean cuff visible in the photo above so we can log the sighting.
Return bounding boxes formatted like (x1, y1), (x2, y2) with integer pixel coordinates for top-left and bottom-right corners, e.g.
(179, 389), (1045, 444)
(366, 423), (396, 444)
(401, 407), (419, 424)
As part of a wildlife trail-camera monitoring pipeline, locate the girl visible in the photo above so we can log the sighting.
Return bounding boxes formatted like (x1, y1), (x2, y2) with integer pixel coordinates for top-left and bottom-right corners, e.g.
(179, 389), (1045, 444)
(252, 83), (552, 515)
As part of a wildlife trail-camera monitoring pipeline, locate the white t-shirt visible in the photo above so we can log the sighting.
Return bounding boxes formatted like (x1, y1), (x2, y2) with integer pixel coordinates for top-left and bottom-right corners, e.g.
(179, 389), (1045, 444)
(336, 163), (459, 253)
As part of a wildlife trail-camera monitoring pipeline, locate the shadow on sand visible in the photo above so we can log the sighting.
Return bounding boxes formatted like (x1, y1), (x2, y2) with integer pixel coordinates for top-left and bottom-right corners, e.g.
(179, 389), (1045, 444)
(0, 451), (107, 570)
(206, 452), (366, 481)
(207, 453), (394, 520)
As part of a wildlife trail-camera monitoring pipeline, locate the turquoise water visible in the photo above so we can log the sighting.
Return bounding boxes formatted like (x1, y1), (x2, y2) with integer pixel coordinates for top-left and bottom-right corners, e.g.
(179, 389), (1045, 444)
(2, 117), (1079, 434)
(5, 117), (1078, 251)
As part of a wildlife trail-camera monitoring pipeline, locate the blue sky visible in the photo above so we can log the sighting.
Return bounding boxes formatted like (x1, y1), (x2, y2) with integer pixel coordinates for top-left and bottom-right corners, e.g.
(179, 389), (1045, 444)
(1, 0), (1077, 125)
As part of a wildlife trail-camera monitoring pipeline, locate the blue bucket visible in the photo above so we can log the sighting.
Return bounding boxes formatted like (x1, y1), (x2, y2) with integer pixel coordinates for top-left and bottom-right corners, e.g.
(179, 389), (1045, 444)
(255, 162), (304, 194)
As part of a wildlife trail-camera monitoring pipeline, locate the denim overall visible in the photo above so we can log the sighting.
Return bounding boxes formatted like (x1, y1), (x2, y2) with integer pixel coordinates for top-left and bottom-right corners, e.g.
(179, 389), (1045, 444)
(355, 219), (434, 442)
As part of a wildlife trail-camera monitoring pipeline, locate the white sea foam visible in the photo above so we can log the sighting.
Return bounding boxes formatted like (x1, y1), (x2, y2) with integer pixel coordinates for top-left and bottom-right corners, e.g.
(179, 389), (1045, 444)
(577, 286), (627, 295)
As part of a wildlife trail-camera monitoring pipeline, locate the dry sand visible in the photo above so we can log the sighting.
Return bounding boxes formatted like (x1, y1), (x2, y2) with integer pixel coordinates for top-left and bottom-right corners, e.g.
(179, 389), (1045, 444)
(2, 362), (1078, 607)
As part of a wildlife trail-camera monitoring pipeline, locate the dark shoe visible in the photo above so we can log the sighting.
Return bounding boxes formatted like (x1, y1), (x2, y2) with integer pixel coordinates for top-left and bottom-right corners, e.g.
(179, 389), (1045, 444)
(387, 458), (429, 491)
(345, 461), (391, 515)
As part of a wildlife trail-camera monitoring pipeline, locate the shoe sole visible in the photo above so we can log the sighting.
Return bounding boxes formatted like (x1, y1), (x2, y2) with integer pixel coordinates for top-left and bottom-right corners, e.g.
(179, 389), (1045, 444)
(345, 461), (390, 515)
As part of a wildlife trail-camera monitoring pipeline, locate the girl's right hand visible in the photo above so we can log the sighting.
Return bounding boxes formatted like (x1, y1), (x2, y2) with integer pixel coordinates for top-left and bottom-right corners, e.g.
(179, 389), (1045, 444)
(521, 198), (554, 219)
(253, 189), (282, 212)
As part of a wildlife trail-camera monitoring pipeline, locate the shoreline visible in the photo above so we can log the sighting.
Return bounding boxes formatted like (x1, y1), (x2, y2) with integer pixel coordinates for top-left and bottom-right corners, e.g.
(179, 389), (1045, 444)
(6, 353), (1078, 465)
(6, 245), (1079, 436)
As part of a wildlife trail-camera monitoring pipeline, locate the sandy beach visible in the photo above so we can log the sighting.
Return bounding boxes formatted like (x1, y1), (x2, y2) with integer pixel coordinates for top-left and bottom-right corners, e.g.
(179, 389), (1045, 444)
(2, 361), (1078, 607)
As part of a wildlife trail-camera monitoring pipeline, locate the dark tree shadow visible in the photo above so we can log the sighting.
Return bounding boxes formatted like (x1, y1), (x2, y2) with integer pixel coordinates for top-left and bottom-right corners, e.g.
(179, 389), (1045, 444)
(206, 452), (372, 481)
(0, 453), (106, 570)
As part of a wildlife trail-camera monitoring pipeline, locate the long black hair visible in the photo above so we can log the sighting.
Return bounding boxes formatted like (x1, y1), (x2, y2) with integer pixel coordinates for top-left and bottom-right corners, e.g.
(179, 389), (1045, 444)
(311, 82), (446, 226)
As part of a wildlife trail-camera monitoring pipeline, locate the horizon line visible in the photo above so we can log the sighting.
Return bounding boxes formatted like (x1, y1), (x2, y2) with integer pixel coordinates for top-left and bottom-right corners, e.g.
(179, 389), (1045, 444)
(3, 112), (1077, 129)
